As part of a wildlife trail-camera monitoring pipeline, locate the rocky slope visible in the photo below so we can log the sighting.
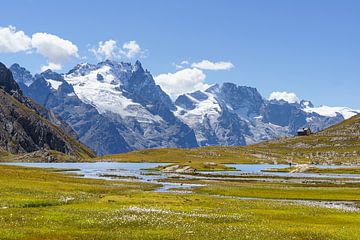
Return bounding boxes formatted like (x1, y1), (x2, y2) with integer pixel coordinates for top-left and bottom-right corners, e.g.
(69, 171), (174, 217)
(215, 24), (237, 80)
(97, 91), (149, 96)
(0, 62), (95, 159)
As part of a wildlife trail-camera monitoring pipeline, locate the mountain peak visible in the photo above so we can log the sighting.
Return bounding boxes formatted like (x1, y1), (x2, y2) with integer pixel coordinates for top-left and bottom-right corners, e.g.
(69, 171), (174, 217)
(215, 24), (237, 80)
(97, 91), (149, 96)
(10, 63), (21, 69)
(9, 63), (34, 87)
(132, 60), (144, 73)
(135, 59), (142, 66)
(39, 69), (64, 82)
(300, 100), (314, 108)
(0, 62), (22, 95)
(42, 69), (54, 74)
(67, 62), (96, 75)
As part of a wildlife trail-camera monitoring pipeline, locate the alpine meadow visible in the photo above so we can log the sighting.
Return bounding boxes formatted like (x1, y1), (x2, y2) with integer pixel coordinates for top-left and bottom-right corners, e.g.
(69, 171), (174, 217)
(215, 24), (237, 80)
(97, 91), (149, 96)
(0, 1), (359, 239)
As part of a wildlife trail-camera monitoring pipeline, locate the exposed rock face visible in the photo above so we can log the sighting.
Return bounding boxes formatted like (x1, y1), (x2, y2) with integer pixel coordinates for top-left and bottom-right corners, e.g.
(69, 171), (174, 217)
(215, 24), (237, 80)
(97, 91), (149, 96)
(0, 62), (95, 158)
(9, 63), (33, 95)
(0, 62), (22, 94)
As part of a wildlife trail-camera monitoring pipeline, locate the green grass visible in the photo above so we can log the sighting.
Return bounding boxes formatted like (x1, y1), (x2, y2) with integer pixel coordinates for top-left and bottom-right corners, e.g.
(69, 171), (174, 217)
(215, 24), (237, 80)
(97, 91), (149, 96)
(0, 165), (360, 239)
(193, 180), (360, 201)
(98, 146), (275, 165)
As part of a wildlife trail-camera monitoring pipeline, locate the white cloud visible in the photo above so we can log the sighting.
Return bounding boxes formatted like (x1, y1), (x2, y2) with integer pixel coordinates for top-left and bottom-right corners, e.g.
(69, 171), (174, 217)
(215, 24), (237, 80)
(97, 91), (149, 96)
(0, 25), (31, 53)
(31, 32), (79, 71)
(191, 60), (234, 70)
(90, 39), (118, 60)
(122, 40), (141, 58)
(40, 62), (62, 72)
(90, 39), (145, 61)
(154, 68), (209, 99)
(269, 91), (299, 103)
(0, 25), (79, 71)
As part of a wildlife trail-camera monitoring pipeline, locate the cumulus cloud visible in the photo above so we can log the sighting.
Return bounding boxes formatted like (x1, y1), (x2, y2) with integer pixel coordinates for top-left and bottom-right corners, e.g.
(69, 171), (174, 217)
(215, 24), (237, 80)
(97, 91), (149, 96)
(90, 39), (118, 60)
(159, 59), (234, 98)
(122, 40), (141, 58)
(0, 25), (79, 71)
(154, 68), (209, 99)
(90, 39), (144, 61)
(0, 25), (31, 53)
(191, 60), (234, 70)
(31, 32), (79, 71)
(269, 91), (299, 103)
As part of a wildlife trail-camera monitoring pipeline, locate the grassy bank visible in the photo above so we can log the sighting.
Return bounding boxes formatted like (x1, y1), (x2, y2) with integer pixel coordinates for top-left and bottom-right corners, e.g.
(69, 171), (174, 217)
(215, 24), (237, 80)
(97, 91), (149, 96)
(263, 166), (360, 174)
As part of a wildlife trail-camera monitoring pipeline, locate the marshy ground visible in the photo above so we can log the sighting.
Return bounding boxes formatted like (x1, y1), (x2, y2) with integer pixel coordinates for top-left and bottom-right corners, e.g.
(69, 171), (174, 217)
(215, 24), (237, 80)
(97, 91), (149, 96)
(0, 164), (360, 240)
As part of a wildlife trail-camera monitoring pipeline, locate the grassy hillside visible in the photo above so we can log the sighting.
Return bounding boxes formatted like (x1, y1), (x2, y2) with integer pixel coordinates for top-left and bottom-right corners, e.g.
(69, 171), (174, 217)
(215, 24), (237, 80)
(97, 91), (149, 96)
(246, 113), (360, 165)
(99, 114), (360, 165)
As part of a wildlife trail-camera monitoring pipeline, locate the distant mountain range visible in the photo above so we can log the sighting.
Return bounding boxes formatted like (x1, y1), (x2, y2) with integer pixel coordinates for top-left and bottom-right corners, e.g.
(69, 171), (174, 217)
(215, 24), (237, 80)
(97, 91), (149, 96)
(9, 60), (360, 155)
(114, 113), (360, 165)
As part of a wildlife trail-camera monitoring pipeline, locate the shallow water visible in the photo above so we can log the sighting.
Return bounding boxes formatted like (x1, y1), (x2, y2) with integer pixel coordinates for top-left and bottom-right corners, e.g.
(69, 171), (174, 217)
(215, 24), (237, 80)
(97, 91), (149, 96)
(0, 162), (204, 192)
(222, 164), (360, 179)
(1, 162), (360, 192)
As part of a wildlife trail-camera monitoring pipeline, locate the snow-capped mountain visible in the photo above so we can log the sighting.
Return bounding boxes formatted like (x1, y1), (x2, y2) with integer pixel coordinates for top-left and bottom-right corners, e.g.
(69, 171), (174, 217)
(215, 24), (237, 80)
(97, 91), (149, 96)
(10, 60), (360, 154)
(175, 83), (360, 146)
(10, 60), (198, 155)
(9, 63), (34, 95)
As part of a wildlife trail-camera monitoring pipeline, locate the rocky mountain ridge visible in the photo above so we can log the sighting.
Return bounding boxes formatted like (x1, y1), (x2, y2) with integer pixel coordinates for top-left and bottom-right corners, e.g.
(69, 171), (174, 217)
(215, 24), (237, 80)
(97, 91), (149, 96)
(10, 60), (360, 155)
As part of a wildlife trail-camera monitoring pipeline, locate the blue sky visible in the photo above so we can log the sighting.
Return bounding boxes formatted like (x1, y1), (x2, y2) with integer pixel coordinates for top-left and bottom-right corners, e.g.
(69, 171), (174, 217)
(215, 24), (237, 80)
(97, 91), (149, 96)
(0, 0), (359, 108)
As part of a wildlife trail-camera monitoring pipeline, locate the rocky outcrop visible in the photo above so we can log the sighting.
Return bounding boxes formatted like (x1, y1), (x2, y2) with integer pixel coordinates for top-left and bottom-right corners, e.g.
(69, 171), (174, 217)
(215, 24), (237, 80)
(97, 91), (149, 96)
(161, 164), (196, 173)
(0, 62), (22, 94)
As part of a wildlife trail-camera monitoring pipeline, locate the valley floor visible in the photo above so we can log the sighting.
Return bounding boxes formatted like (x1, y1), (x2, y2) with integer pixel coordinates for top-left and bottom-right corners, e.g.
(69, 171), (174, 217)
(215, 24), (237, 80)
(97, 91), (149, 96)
(0, 164), (360, 240)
